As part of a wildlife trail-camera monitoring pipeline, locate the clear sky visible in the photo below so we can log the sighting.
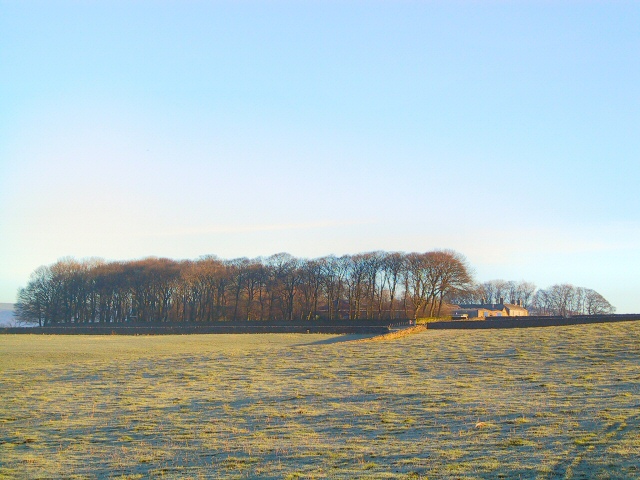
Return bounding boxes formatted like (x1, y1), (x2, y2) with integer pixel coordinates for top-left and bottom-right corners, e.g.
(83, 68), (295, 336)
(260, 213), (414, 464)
(1, 1), (639, 312)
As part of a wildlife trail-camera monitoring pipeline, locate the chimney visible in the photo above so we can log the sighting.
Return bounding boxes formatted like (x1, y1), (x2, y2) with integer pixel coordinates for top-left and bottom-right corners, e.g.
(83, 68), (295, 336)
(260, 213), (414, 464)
(499, 297), (504, 305)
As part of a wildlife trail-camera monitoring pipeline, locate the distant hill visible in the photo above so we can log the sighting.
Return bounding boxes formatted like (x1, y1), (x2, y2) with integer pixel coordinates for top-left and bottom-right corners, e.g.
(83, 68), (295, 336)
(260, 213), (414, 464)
(0, 303), (16, 326)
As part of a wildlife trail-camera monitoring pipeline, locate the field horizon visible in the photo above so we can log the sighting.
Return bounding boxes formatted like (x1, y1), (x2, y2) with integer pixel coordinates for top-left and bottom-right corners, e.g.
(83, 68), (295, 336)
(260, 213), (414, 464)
(1, 322), (639, 479)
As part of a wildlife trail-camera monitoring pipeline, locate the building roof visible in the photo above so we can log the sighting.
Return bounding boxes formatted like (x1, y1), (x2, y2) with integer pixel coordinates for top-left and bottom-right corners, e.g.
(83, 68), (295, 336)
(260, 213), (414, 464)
(456, 303), (506, 312)
(505, 303), (528, 314)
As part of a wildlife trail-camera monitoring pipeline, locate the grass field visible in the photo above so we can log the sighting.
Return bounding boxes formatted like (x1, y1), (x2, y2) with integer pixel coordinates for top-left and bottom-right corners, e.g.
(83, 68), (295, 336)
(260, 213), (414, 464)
(1, 322), (639, 479)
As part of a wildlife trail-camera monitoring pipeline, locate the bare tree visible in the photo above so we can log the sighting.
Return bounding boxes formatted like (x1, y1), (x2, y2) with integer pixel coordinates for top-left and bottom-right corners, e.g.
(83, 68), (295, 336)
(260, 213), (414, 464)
(320, 255), (347, 320)
(267, 253), (301, 321)
(431, 250), (473, 316)
(382, 252), (405, 320)
(584, 289), (615, 315)
(515, 281), (536, 307)
(298, 259), (324, 321)
(16, 266), (54, 326)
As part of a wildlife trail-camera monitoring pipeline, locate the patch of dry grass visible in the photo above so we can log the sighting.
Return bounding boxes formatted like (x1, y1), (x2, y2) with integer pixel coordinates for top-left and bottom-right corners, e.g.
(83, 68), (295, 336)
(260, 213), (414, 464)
(1, 322), (639, 478)
(353, 325), (427, 343)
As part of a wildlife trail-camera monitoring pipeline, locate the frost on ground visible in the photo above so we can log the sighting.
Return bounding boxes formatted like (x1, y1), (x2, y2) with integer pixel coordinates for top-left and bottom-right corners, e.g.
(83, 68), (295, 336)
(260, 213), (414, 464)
(1, 322), (639, 479)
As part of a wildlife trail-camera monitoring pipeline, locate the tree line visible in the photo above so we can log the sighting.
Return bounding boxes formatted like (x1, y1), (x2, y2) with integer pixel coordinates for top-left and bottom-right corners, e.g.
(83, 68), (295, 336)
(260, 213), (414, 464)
(15, 252), (615, 326)
(530, 283), (615, 316)
(451, 279), (615, 316)
(15, 251), (473, 326)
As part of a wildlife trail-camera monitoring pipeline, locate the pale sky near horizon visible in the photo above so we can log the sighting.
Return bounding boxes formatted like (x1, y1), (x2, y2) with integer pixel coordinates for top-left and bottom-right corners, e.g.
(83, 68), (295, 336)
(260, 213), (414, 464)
(1, 1), (639, 312)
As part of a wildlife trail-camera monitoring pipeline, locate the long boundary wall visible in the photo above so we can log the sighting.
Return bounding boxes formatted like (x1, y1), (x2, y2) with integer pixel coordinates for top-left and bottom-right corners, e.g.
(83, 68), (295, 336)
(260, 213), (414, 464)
(426, 314), (640, 330)
(0, 322), (394, 335)
(2, 315), (639, 335)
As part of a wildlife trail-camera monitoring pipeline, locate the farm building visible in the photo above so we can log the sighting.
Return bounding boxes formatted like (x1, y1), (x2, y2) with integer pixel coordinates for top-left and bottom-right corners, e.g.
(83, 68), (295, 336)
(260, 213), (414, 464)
(452, 298), (528, 319)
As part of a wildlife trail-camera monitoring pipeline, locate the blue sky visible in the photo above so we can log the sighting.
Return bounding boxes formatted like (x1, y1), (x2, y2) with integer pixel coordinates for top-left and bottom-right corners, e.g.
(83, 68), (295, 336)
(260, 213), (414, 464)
(1, 1), (639, 312)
